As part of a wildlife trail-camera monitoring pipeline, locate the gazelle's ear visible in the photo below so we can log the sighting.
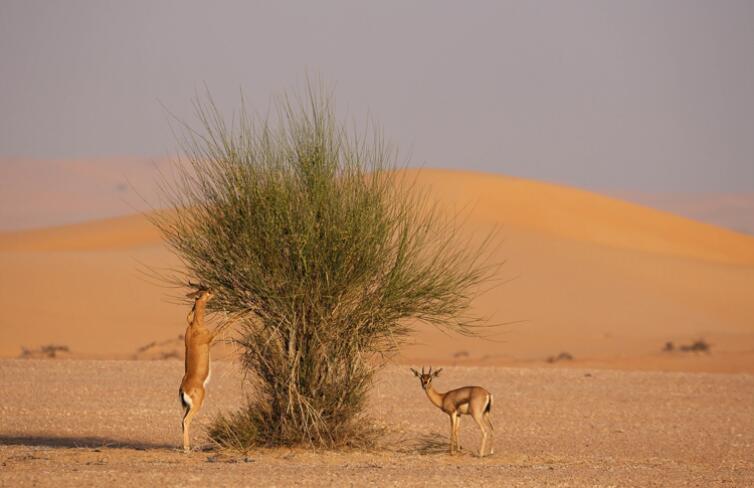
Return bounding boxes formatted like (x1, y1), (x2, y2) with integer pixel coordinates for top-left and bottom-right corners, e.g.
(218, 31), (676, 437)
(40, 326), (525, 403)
(186, 290), (200, 299)
(433, 368), (443, 377)
(410, 368), (420, 377)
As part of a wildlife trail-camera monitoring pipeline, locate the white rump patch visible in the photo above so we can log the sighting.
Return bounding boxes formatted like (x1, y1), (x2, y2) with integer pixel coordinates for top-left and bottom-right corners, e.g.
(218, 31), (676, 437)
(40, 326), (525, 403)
(182, 392), (193, 408)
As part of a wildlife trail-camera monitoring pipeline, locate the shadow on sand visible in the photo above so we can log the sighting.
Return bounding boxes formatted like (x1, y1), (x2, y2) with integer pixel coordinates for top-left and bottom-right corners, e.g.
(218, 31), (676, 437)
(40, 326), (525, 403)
(0, 435), (176, 450)
(396, 431), (453, 456)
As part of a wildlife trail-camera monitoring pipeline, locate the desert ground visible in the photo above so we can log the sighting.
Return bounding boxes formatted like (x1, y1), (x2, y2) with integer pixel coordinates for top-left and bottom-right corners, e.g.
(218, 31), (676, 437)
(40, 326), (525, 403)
(1, 360), (753, 487)
(2, 166), (754, 485)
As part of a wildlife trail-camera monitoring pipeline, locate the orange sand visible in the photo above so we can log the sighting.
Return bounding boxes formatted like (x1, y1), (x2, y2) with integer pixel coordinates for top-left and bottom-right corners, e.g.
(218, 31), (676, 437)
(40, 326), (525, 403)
(1, 168), (753, 372)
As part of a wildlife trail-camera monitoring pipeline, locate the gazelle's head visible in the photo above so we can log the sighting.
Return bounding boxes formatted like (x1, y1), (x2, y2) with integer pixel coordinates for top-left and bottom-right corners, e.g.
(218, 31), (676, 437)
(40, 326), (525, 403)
(411, 366), (443, 390)
(186, 281), (214, 303)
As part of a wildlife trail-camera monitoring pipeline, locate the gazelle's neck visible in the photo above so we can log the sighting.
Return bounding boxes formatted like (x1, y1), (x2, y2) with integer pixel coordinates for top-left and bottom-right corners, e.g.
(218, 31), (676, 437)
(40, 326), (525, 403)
(191, 300), (207, 327)
(425, 385), (445, 409)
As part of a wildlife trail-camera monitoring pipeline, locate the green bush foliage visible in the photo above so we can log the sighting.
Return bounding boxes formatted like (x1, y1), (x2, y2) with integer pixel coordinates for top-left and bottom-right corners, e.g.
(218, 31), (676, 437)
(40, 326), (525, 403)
(152, 83), (498, 448)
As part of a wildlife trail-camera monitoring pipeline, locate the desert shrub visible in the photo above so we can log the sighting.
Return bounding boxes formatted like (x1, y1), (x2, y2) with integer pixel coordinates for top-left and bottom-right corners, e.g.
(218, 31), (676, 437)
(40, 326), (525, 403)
(152, 83), (499, 449)
(20, 344), (70, 359)
(680, 339), (711, 353)
(546, 352), (574, 363)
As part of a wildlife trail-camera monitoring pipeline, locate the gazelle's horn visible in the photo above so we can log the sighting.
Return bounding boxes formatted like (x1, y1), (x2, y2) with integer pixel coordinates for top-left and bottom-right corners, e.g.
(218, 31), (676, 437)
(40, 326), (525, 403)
(429, 365), (433, 375)
(421, 366), (425, 375)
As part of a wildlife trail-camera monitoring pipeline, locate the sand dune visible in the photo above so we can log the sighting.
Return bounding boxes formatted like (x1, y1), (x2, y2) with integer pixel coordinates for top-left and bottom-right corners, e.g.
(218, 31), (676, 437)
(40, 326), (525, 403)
(1, 168), (753, 371)
(408, 169), (754, 264)
(0, 214), (161, 252)
(613, 190), (754, 236)
(0, 157), (168, 231)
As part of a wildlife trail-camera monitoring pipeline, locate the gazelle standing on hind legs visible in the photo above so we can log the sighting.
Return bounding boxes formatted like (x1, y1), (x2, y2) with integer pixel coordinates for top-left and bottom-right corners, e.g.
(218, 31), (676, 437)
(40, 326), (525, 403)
(411, 366), (494, 457)
(179, 282), (217, 452)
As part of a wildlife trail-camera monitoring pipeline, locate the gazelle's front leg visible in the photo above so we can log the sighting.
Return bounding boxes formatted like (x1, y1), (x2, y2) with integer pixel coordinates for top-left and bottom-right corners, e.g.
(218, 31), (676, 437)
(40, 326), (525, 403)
(448, 414), (456, 454)
(448, 415), (456, 456)
(454, 414), (462, 453)
(450, 413), (459, 456)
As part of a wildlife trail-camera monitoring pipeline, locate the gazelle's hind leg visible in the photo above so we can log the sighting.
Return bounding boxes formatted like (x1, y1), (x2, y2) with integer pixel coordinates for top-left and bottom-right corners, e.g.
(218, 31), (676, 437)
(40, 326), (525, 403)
(180, 389), (190, 438)
(181, 388), (205, 452)
(483, 411), (494, 454)
(471, 411), (489, 457)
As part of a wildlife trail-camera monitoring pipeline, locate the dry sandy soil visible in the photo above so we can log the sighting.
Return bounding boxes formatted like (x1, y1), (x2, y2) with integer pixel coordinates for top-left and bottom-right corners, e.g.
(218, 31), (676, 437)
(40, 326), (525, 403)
(1, 360), (752, 487)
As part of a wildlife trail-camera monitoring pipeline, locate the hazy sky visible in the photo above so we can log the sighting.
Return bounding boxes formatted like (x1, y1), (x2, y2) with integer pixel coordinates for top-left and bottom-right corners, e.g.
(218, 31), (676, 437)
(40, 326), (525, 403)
(1, 0), (753, 192)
